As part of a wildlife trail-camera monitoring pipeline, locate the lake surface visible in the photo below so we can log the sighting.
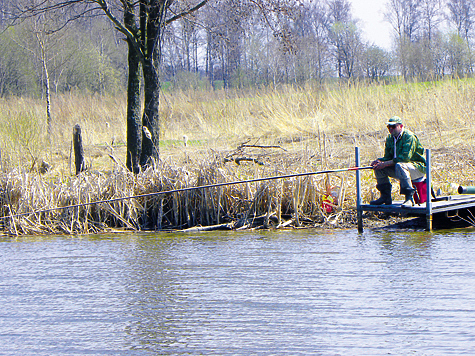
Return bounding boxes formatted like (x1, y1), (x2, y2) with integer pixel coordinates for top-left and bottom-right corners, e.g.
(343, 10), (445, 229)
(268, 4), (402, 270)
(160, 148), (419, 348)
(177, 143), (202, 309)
(1, 227), (475, 355)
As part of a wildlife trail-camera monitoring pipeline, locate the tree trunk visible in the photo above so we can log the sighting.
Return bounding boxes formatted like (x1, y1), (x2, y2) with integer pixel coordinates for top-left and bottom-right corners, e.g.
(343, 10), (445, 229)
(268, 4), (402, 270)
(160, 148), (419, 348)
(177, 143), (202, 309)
(124, 2), (142, 173)
(140, 57), (160, 167)
(35, 32), (52, 137)
(126, 41), (142, 173)
(138, 1), (166, 168)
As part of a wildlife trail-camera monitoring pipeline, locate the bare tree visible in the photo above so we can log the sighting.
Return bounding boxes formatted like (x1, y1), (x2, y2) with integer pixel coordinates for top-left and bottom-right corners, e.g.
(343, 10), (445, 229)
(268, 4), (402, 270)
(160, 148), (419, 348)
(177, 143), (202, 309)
(34, 21), (53, 135)
(421, 0), (443, 44)
(447, 0), (475, 42)
(327, 0), (363, 78)
(430, 31), (447, 77)
(385, 0), (423, 79)
(327, 0), (350, 77)
(123, 0), (141, 173)
(9, 9), (70, 136)
(309, 1), (332, 82)
(415, 0), (443, 77)
(202, 0), (251, 88)
(385, 0), (422, 41)
(363, 45), (392, 81)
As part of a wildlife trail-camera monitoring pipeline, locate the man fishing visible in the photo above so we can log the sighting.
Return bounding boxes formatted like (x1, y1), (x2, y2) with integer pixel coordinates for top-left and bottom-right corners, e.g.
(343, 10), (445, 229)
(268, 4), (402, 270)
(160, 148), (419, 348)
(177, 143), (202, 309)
(370, 116), (426, 207)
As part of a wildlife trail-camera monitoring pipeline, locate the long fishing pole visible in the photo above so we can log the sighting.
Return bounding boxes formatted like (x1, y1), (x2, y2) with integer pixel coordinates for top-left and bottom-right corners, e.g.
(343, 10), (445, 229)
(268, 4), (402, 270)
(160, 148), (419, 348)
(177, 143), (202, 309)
(0, 165), (373, 220)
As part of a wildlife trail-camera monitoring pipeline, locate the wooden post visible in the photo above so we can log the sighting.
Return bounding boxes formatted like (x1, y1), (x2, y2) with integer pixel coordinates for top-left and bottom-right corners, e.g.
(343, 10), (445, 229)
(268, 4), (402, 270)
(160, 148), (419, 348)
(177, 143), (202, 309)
(425, 149), (432, 231)
(73, 124), (85, 175)
(356, 147), (363, 233)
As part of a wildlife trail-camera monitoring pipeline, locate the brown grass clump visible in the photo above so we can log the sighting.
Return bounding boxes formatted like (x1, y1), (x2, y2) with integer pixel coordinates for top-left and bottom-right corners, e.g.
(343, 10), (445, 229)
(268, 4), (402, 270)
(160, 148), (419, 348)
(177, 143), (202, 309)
(1, 79), (475, 235)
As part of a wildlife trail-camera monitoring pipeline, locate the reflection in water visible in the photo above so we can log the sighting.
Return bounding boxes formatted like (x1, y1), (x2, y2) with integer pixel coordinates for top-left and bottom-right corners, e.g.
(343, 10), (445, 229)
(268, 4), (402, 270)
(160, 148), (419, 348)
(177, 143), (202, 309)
(124, 236), (191, 352)
(1, 229), (475, 355)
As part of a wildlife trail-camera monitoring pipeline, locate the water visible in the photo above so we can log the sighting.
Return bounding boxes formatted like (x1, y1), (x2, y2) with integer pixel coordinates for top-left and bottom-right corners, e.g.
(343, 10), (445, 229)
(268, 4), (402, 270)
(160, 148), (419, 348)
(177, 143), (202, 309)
(1, 228), (475, 355)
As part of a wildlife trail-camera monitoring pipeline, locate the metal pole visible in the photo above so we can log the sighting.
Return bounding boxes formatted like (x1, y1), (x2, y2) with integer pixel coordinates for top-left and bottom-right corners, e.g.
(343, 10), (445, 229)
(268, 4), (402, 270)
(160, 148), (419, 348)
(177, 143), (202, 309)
(356, 147), (363, 233)
(425, 148), (432, 231)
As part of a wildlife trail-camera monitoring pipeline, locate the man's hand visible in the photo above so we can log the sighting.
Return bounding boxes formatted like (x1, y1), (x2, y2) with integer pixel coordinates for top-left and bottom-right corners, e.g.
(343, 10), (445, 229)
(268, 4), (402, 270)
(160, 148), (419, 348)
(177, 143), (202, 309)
(371, 159), (392, 170)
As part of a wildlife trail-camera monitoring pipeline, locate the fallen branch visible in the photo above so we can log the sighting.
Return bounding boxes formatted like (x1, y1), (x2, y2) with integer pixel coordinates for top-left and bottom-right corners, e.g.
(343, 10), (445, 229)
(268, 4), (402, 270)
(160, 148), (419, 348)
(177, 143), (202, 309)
(181, 222), (234, 232)
(223, 157), (265, 165)
(276, 219), (294, 228)
(238, 143), (287, 151)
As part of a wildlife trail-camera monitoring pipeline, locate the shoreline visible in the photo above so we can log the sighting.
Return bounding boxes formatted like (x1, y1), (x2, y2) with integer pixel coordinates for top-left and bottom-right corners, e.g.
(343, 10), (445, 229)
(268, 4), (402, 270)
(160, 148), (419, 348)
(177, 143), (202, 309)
(1, 141), (473, 236)
(2, 80), (475, 235)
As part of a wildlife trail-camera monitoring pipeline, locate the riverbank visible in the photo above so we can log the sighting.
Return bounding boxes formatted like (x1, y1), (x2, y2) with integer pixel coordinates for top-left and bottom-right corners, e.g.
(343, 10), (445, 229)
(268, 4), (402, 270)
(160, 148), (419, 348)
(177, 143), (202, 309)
(1, 136), (474, 236)
(1, 80), (475, 235)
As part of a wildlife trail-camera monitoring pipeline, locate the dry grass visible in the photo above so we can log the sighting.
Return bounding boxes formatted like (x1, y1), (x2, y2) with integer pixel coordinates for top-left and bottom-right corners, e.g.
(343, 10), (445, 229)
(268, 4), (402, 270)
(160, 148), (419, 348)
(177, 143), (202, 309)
(1, 79), (475, 235)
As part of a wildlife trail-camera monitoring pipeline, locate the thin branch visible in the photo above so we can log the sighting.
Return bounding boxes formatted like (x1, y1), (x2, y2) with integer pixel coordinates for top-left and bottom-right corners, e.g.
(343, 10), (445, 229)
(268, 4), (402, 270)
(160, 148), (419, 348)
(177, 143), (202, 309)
(15, 0), (85, 19)
(94, 0), (145, 61)
(248, 0), (279, 33)
(166, 0), (209, 25)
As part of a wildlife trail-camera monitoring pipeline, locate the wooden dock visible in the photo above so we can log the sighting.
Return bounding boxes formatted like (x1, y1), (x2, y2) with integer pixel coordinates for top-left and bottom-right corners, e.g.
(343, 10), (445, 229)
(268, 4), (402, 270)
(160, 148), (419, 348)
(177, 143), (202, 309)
(355, 147), (475, 231)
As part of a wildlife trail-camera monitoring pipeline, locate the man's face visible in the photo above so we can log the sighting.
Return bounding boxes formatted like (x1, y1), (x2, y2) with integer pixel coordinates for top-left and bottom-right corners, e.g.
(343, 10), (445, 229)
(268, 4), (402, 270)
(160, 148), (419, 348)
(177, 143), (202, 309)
(387, 123), (403, 137)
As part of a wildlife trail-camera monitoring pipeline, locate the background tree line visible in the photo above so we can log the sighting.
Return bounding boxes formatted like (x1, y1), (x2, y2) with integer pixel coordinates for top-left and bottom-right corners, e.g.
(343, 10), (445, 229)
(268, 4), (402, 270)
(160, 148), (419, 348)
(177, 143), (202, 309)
(1, 0), (473, 99)
(163, 0), (475, 86)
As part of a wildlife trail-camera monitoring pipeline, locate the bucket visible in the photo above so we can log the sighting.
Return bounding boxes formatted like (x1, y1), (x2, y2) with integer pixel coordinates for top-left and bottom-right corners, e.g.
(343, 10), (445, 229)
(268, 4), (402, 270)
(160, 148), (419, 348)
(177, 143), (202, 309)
(413, 179), (427, 204)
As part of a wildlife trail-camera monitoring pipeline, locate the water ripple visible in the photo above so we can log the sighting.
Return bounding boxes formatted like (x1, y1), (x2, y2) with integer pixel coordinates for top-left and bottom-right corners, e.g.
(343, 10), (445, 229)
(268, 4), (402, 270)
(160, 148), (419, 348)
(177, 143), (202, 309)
(1, 229), (475, 354)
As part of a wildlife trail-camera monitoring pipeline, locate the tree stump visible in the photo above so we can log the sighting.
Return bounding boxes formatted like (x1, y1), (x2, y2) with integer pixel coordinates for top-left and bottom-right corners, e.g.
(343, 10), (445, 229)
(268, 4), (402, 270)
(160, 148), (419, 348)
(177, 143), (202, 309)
(73, 124), (85, 175)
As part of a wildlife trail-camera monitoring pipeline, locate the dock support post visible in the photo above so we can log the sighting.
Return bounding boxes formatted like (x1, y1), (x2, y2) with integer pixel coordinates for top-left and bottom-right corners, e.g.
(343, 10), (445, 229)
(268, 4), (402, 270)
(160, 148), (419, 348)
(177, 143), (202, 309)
(356, 147), (363, 233)
(425, 149), (432, 231)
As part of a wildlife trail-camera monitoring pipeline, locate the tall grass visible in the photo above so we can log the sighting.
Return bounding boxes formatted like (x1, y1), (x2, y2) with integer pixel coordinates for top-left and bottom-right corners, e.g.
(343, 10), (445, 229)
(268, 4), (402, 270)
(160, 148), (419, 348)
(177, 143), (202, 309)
(1, 78), (475, 235)
(2, 79), (475, 167)
(160, 79), (475, 150)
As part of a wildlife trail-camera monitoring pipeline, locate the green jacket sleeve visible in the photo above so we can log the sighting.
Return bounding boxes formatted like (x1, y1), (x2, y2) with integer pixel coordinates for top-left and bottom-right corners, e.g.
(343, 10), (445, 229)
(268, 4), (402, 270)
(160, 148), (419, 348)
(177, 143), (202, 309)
(379, 135), (393, 161)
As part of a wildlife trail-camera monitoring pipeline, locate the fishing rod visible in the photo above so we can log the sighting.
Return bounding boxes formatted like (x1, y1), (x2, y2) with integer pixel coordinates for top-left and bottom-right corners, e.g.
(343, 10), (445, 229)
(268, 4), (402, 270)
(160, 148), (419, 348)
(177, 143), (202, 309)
(0, 165), (373, 220)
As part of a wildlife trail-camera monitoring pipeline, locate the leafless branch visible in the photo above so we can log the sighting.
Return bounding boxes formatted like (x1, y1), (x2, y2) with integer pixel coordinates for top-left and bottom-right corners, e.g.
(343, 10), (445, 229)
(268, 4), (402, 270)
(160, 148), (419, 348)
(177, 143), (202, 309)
(166, 0), (209, 25)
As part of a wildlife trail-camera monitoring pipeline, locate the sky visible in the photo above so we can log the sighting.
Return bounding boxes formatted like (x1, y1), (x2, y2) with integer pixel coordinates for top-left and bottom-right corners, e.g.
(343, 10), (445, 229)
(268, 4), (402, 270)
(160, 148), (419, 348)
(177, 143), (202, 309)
(349, 0), (393, 49)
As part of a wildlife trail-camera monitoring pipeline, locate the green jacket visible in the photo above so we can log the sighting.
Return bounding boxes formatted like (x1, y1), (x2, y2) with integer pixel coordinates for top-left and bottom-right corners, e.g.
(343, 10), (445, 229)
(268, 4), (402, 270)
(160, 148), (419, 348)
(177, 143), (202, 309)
(379, 128), (426, 173)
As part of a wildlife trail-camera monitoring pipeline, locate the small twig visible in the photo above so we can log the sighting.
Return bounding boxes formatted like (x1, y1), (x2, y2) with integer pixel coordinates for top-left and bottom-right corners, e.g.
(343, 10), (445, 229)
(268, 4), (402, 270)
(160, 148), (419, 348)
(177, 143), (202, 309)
(238, 143), (287, 151)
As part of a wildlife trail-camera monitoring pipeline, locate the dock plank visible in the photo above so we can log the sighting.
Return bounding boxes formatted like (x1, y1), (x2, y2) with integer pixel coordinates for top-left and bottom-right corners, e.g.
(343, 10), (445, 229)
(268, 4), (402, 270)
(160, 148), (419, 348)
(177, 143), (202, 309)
(361, 195), (475, 215)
